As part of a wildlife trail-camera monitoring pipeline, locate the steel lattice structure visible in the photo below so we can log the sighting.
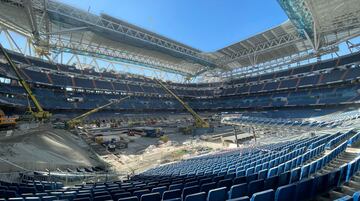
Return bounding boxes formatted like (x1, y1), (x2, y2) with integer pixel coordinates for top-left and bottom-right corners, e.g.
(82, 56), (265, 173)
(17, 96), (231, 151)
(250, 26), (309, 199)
(0, 0), (359, 80)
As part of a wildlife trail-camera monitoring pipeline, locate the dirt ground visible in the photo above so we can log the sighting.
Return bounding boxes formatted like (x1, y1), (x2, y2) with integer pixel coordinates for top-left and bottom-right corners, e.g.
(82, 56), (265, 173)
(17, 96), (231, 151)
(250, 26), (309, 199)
(0, 125), (104, 172)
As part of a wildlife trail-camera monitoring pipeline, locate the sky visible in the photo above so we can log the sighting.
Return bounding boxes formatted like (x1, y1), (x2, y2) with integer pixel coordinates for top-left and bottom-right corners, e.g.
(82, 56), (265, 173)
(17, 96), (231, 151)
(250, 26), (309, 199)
(58, 0), (289, 52)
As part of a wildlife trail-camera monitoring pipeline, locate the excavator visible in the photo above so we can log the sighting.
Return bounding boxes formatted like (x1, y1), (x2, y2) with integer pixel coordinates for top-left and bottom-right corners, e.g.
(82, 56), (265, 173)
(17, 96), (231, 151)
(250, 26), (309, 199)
(155, 79), (211, 135)
(66, 96), (130, 129)
(0, 44), (52, 120)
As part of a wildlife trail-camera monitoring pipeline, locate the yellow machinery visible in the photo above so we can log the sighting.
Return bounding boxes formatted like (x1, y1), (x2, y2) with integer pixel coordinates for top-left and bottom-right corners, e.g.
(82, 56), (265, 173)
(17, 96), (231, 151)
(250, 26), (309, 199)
(155, 79), (209, 131)
(0, 44), (52, 120)
(0, 109), (17, 129)
(66, 96), (130, 128)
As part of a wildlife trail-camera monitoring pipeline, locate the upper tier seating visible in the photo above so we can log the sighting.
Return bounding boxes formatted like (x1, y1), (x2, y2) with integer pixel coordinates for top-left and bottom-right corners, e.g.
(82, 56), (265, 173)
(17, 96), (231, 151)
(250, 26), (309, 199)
(2, 48), (360, 99)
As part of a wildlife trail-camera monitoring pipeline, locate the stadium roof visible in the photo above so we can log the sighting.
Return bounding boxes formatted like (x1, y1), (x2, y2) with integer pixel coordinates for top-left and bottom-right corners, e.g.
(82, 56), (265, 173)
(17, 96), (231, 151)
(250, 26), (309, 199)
(0, 0), (359, 77)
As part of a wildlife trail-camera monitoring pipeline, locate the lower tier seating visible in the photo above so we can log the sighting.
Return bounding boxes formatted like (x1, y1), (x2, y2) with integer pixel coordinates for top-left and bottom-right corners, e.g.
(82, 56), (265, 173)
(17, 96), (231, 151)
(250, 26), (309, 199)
(0, 131), (359, 201)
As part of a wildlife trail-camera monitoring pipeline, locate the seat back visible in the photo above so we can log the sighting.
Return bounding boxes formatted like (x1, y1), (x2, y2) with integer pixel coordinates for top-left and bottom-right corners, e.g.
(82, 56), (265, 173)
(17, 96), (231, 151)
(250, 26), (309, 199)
(169, 184), (184, 191)
(118, 196), (139, 201)
(333, 195), (353, 201)
(289, 168), (301, 183)
(228, 183), (248, 199)
(264, 176), (279, 190)
(133, 189), (150, 199)
(200, 182), (216, 193)
(184, 192), (206, 201)
(274, 183), (296, 201)
(248, 179), (264, 196)
(295, 177), (314, 201)
(140, 192), (161, 201)
(233, 176), (246, 185)
(93, 194), (111, 201)
(227, 196), (250, 201)
(182, 185), (200, 200)
(151, 186), (167, 197)
(258, 169), (268, 180)
(218, 179), (233, 190)
(250, 189), (274, 201)
(114, 192), (132, 201)
(207, 187), (227, 201)
(162, 189), (182, 200)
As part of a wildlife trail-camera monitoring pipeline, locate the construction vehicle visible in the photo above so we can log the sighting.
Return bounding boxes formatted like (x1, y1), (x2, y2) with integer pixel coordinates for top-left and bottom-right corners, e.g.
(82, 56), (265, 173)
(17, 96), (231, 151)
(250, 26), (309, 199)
(0, 44), (52, 120)
(66, 96), (130, 129)
(155, 79), (211, 135)
(0, 109), (17, 129)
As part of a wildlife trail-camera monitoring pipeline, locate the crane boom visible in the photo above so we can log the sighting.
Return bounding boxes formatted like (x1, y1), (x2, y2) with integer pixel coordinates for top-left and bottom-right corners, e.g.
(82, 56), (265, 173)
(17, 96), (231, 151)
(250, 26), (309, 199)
(67, 96), (130, 128)
(155, 79), (209, 128)
(0, 44), (51, 119)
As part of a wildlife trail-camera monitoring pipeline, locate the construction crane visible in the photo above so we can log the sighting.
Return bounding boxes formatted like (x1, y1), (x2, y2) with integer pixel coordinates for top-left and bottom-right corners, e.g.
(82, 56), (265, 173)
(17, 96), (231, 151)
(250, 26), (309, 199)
(155, 79), (209, 131)
(66, 96), (130, 129)
(0, 44), (52, 120)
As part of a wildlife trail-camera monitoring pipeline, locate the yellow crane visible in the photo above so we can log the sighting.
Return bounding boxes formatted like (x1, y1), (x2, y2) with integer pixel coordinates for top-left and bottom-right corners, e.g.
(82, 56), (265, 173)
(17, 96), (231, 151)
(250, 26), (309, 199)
(0, 44), (52, 120)
(155, 79), (209, 129)
(66, 96), (130, 128)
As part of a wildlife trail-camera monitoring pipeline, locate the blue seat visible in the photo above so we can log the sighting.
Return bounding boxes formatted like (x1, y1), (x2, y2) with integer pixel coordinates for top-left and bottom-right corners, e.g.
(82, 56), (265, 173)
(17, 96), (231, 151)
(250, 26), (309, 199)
(93, 194), (111, 201)
(333, 195), (353, 201)
(140, 192), (161, 201)
(246, 167), (255, 176)
(24, 197), (41, 201)
(218, 179), (233, 190)
(250, 189), (274, 201)
(327, 169), (341, 191)
(163, 189), (182, 200)
(151, 186), (167, 197)
(274, 183), (296, 201)
(309, 161), (317, 175)
(300, 165), (310, 180)
(114, 192), (132, 200)
(118, 196), (139, 201)
(133, 189), (150, 199)
(207, 187), (227, 201)
(278, 172), (290, 186)
(277, 164), (285, 175)
(213, 175), (224, 183)
(41, 196), (57, 201)
(258, 169), (268, 180)
(185, 181), (198, 187)
(233, 176), (246, 185)
(295, 178), (314, 201)
(228, 183), (248, 199)
(184, 192), (206, 201)
(313, 172), (330, 195)
(236, 170), (246, 177)
(248, 179), (264, 196)
(226, 196), (250, 201)
(200, 182), (216, 193)
(246, 174), (258, 184)
(339, 164), (349, 186)
(169, 184), (184, 190)
(182, 185), (200, 200)
(268, 167), (277, 178)
(353, 191), (360, 201)
(73, 198), (91, 201)
(289, 167), (301, 183)
(163, 198), (181, 201)
(284, 161), (292, 172)
(264, 176), (279, 190)
(199, 178), (212, 186)
(346, 158), (359, 182)
(225, 173), (236, 180)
